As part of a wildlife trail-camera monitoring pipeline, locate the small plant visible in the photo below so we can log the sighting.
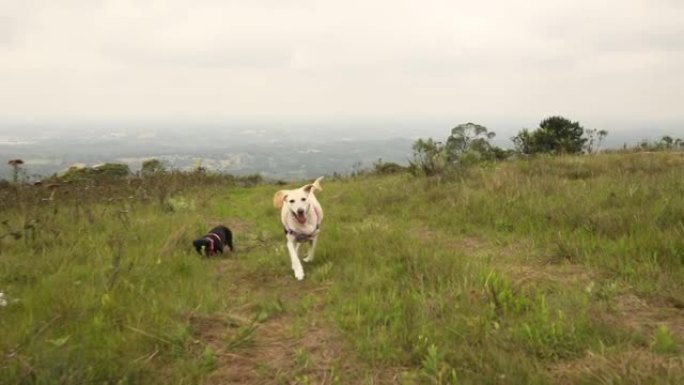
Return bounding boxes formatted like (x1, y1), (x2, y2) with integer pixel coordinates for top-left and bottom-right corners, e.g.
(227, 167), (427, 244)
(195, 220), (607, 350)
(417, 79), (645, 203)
(420, 344), (459, 385)
(516, 295), (587, 359)
(294, 374), (313, 385)
(226, 321), (258, 350)
(483, 271), (530, 316)
(167, 196), (195, 211)
(200, 345), (217, 372)
(294, 347), (311, 371)
(652, 325), (678, 354)
(256, 298), (284, 322)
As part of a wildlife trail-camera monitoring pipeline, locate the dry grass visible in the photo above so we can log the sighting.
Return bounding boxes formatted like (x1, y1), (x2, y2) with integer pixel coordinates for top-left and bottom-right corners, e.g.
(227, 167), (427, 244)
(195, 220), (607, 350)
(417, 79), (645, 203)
(551, 349), (684, 384)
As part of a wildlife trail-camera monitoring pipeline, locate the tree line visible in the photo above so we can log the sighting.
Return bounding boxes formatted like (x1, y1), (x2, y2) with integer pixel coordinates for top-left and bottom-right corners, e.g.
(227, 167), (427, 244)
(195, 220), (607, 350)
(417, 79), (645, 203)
(4, 116), (684, 184)
(408, 115), (682, 177)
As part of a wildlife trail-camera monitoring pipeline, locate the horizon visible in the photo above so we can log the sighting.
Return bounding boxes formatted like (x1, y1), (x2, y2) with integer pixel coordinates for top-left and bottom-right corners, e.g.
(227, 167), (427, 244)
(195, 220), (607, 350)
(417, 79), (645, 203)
(2, 116), (683, 140)
(1, 119), (682, 181)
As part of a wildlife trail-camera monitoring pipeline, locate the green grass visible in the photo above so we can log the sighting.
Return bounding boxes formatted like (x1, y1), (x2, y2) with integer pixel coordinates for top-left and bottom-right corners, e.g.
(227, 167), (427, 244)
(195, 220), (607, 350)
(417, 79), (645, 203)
(2, 152), (684, 384)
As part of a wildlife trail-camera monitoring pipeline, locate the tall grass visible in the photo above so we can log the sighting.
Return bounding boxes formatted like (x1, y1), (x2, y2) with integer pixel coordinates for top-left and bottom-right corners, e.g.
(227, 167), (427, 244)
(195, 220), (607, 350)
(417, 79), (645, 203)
(2, 152), (683, 384)
(319, 152), (684, 383)
(0, 178), (239, 383)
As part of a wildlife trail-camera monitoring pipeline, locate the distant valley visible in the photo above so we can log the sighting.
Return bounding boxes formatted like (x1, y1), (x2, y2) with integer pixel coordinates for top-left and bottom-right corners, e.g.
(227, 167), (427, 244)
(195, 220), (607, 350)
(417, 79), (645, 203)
(1, 122), (680, 181)
(0, 128), (414, 181)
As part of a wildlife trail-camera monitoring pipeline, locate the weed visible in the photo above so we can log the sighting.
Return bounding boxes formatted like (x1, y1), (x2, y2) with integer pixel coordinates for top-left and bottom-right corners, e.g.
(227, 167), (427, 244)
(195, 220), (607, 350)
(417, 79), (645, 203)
(226, 321), (258, 350)
(652, 325), (678, 355)
(200, 345), (217, 372)
(420, 344), (459, 385)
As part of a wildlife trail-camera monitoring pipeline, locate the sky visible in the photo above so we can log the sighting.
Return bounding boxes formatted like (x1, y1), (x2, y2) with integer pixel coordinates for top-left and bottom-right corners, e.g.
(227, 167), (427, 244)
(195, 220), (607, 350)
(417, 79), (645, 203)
(1, 0), (683, 137)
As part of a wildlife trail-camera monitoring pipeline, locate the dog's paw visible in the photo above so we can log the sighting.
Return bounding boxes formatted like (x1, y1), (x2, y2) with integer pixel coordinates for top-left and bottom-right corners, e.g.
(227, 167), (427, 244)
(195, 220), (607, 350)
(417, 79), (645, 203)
(302, 255), (314, 263)
(294, 269), (305, 280)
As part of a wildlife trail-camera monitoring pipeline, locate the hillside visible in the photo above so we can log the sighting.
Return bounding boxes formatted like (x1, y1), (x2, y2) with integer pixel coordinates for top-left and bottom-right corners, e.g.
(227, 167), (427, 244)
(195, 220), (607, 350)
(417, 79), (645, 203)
(1, 152), (683, 384)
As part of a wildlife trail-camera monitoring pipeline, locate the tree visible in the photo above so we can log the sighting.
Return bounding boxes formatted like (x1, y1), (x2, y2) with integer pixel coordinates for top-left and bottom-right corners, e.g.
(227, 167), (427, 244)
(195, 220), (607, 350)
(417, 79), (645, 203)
(445, 122), (496, 163)
(512, 129), (534, 154)
(7, 159), (25, 184)
(512, 116), (587, 155)
(584, 129), (609, 154)
(408, 138), (448, 176)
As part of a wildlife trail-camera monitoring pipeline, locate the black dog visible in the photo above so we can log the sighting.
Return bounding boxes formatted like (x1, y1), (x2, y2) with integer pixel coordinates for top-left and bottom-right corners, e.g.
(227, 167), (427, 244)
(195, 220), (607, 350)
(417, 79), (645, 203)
(193, 225), (234, 257)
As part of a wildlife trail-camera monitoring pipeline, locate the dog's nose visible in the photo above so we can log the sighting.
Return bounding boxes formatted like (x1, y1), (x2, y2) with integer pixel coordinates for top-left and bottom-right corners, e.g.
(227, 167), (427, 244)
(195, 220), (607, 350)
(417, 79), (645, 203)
(297, 208), (305, 215)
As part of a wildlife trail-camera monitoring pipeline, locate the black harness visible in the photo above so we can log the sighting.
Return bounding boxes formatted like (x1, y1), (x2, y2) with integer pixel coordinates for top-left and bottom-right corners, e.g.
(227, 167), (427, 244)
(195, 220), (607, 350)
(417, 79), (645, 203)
(284, 223), (320, 242)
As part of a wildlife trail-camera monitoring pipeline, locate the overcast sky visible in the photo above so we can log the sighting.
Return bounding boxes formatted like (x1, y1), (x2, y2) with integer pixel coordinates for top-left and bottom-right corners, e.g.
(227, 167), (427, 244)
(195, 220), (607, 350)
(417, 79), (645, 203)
(1, 0), (683, 135)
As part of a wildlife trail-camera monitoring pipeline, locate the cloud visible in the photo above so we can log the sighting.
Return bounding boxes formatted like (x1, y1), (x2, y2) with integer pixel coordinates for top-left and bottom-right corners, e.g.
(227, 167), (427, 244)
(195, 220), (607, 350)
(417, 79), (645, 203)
(1, 0), (683, 126)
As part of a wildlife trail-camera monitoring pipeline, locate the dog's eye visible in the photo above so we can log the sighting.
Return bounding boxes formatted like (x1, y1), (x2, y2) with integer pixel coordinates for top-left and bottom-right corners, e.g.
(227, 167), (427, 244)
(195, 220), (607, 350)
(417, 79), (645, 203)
(301, 198), (306, 202)
(289, 199), (295, 203)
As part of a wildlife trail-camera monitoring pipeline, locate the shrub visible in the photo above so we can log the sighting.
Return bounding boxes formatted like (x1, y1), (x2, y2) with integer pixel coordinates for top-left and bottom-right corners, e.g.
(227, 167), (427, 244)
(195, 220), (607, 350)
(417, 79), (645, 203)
(141, 158), (166, 175)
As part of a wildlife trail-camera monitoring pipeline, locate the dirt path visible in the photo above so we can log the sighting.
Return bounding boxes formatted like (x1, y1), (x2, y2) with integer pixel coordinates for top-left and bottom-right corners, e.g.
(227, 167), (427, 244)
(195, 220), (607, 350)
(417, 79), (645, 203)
(191, 250), (395, 385)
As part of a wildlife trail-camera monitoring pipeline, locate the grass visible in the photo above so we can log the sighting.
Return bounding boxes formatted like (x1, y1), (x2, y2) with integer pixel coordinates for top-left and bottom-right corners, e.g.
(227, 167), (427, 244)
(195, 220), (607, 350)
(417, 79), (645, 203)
(1, 152), (684, 384)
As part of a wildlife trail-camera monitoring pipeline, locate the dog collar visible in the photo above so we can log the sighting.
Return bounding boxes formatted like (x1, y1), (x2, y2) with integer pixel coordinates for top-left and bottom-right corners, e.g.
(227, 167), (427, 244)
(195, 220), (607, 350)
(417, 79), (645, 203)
(204, 233), (222, 255)
(205, 237), (214, 254)
(207, 233), (222, 245)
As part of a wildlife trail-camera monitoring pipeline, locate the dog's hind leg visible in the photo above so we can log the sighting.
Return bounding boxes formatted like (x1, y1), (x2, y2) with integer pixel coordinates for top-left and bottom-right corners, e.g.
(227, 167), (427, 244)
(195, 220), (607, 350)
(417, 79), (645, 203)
(287, 238), (305, 280)
(303, 237), (317, 263)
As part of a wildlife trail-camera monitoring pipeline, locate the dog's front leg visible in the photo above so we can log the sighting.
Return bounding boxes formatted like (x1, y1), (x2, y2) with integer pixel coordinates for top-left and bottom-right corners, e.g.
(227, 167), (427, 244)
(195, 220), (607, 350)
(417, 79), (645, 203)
(286, 237), (305, 280)
(303, 236), (317, 263)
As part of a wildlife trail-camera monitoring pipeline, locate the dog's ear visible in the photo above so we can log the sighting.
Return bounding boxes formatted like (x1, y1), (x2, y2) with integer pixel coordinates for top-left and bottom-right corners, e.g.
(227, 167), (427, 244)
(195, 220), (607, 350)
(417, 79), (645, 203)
(303, 176), (323, 194)
(273, 190), (288, 208)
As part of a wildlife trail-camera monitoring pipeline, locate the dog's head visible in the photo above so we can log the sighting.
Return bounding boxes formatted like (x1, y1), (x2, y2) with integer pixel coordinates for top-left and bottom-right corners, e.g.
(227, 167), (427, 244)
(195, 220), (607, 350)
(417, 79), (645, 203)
(193, 238), (215, 256)
(273, 177), (323, 224)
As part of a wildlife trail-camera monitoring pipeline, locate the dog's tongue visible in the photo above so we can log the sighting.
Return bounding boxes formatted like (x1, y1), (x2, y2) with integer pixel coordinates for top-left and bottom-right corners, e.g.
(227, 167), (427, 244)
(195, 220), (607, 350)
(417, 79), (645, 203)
(296, 213), (307, 224)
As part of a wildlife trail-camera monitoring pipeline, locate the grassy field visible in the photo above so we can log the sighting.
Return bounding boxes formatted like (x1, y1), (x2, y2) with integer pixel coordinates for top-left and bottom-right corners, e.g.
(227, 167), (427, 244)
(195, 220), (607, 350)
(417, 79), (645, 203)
(1, 152), (683, 384)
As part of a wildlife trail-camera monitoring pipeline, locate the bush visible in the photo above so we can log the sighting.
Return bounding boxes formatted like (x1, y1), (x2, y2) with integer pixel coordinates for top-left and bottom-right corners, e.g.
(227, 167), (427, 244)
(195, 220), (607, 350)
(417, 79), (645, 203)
(373, 159), (406, 175)
(60, 163), (131, 183)
(141, 158), (166, 175)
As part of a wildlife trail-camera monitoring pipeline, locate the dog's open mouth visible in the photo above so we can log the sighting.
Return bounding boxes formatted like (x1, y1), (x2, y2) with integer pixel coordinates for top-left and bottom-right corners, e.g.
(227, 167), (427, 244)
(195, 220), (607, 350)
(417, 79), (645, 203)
(295, 212), (307, 224)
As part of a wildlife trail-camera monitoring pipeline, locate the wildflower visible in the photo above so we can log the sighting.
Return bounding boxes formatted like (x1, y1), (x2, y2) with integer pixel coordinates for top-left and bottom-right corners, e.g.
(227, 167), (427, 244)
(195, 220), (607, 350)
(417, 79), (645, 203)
(0, 292), (7, 307)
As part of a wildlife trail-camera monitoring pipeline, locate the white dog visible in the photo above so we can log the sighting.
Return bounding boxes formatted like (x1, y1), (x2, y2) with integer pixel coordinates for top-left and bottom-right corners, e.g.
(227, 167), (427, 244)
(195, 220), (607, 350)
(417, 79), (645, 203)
(273, 177), (324, 280)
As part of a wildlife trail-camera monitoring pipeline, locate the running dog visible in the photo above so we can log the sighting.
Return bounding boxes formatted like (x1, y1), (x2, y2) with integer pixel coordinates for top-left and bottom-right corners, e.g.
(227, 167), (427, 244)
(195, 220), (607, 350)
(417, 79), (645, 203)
(273, 177), (324, 280)
(193, 225), (234, 257)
